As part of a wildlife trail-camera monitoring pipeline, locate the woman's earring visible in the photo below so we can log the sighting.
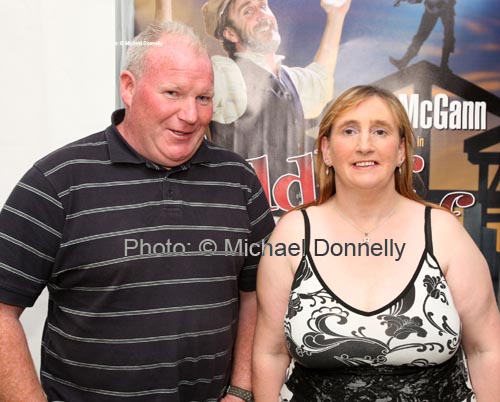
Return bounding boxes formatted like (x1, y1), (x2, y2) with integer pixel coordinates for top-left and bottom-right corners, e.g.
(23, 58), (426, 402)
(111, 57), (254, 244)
(324, 159), (331, 176)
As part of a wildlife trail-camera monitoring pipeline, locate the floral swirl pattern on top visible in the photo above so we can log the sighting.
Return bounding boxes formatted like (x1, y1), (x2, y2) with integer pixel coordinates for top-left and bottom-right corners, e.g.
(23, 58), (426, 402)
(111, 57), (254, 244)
(280, 207), (475, 402)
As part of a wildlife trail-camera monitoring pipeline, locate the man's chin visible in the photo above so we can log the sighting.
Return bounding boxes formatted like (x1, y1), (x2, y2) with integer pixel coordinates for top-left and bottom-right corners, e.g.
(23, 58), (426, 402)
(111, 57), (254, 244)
(247, 39), (281, 55)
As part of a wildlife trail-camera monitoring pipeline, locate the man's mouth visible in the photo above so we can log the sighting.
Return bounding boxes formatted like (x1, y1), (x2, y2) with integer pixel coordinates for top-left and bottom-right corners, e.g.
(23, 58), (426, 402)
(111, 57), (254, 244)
(255, 22), (275, 33)
(170, 129), (190, 136)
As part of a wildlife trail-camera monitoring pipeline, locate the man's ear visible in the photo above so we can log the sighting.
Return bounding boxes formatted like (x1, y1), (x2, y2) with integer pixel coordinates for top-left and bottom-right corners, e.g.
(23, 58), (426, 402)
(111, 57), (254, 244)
(120, 70), (136, 108)
(222, 26), (239, 44)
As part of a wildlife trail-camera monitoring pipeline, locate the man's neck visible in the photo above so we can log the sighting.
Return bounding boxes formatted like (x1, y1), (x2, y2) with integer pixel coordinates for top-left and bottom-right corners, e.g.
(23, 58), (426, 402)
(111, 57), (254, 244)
(265, 53), (280, 75)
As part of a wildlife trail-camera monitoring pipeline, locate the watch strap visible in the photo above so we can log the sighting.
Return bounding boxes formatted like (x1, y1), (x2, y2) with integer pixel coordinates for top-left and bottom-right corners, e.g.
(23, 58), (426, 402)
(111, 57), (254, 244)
(226, 385), (254, 402)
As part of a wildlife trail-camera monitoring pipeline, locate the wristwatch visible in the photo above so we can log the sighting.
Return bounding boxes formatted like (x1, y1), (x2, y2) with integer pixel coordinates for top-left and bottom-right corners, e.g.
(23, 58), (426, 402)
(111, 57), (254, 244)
(225, 385), (254, 402)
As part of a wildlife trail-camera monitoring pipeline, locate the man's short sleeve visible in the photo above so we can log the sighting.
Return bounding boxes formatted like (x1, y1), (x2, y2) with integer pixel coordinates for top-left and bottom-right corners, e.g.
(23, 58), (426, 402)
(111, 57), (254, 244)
(283, 62), (334, 119)
(238, 171), (275, 292)
(0, 166), (64, 307)
(211, 55), (248, 124)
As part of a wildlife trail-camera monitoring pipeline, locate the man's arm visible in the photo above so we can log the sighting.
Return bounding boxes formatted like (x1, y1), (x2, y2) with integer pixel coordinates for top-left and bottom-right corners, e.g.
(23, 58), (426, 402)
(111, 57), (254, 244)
(0, 302), (46, 402)
(313, 0), (351, 75)
(154, 0), (172, 23)
(221, 291), (256, 402)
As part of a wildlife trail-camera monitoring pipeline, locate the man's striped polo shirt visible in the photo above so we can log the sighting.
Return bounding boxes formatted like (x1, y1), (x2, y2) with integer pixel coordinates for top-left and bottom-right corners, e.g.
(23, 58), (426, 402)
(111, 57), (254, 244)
(0, 110), (275, 401)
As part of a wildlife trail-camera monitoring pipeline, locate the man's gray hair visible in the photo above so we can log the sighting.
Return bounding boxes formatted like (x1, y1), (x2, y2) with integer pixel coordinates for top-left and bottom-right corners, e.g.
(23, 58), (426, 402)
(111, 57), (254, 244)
(124, 21), (206, 77)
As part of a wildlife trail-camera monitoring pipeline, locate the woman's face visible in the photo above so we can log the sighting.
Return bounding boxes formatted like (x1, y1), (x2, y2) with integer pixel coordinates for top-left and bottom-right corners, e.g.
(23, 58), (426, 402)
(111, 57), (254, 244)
(322, 95), (405, 193)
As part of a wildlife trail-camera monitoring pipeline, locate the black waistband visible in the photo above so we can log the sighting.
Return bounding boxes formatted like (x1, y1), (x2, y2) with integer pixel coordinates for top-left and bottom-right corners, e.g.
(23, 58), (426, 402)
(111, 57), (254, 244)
(286, 353), (473, 402)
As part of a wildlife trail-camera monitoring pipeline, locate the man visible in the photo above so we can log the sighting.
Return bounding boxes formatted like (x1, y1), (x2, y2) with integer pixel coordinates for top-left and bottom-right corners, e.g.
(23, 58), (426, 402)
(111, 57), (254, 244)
(156, 0), (350, 212)
(389, 0), (456, 73)
(0, 21), (274, 402)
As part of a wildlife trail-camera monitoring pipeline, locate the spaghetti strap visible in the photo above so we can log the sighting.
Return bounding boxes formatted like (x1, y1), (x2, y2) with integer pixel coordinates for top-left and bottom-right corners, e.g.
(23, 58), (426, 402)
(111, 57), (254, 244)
(300, 209), (311, 254)
(424, 206), (434, 255)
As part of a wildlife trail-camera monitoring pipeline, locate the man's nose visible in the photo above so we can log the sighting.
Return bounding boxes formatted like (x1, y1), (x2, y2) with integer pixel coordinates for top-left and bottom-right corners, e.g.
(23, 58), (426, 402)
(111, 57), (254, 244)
(256, 7), (271, 20)
(178, 98), (198, 124)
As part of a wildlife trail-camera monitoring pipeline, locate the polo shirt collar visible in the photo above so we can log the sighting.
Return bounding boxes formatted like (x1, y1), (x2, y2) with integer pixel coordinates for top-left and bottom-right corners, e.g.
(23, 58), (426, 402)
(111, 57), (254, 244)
(104, 109), (145, 165)
(105, 109), (214, 169)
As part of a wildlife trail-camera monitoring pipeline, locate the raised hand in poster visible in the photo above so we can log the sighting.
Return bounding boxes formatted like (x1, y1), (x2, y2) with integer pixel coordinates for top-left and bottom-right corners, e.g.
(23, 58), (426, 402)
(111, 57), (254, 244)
(155, 0), (351, 214)
(389, 0), (455, 73)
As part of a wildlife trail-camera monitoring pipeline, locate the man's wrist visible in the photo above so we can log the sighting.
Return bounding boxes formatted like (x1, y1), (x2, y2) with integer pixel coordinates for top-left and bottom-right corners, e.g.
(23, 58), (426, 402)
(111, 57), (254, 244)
(225, 385), (254, 402)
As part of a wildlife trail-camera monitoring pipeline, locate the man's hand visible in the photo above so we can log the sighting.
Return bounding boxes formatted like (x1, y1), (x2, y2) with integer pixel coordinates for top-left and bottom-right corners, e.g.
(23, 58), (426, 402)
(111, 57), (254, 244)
(320, 0), (351, 15)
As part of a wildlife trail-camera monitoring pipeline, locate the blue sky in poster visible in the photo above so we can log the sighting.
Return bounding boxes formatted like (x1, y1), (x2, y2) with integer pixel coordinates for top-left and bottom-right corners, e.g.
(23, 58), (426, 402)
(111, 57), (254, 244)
(264, 0), (500, 96)
(185, 0), (499, 96)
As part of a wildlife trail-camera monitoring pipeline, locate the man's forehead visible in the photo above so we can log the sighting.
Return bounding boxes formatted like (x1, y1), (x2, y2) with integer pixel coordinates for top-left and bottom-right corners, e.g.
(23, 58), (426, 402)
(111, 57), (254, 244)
(146, 37), (208, 64)
(143, 45), (213, 84)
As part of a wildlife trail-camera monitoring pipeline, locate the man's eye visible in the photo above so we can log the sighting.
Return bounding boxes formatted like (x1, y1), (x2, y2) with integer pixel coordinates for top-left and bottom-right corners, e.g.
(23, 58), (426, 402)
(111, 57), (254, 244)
(197, 96), (212, 105)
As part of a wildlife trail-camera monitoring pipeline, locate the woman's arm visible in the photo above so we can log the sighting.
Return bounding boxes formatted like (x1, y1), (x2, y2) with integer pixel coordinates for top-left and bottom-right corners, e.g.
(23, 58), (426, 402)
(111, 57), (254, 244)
(252, 211), (304, 402)
(433, 209), (500, 401)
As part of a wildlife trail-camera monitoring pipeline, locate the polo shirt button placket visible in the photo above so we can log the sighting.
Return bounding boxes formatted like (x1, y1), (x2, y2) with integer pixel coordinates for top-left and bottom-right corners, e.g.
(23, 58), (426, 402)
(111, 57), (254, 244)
(162, 175), (173, 200)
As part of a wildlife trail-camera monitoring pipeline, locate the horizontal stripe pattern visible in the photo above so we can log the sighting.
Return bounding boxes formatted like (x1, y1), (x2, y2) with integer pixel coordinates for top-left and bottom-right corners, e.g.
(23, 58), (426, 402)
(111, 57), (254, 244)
(3, 205), (62, 238)
(0, 123), (275, 401)
(66, 200), (246, 220)
(47, 321), (235, 344)
(0, 232), (54, 262)
(0, 262), (47, 284)
(16, 182), (63, 208)
(45, 159), (113, 176)
(57, 178), (164, 198)
(42, 343), (228, 371)
(58, 297), (238, 317)
(60, 224), (251, 248)
(47, 275), (237, 292)
(42, 371), (226, 397)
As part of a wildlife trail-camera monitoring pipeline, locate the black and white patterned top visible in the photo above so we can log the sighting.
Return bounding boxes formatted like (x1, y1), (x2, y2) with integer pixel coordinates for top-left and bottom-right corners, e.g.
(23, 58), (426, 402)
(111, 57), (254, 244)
(281, 207), (475, 401)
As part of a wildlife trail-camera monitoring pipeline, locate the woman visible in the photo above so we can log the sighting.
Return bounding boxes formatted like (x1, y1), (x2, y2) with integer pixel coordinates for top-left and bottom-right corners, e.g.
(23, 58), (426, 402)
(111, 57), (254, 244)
(252, 85), (500, 401)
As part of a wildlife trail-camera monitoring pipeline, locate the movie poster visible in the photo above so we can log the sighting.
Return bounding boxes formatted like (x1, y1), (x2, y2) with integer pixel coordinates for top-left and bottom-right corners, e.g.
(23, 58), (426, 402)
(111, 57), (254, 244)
(130, 0), (499, 285)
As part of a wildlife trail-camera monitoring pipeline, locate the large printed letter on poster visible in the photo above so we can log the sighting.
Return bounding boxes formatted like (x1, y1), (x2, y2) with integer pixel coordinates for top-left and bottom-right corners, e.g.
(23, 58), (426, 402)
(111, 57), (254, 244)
(131, 0), (499, 292)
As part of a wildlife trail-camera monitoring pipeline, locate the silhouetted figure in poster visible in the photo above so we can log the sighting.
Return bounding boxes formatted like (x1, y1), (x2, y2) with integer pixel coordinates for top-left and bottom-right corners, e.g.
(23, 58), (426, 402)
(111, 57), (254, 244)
(389, 0), (455, 73)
